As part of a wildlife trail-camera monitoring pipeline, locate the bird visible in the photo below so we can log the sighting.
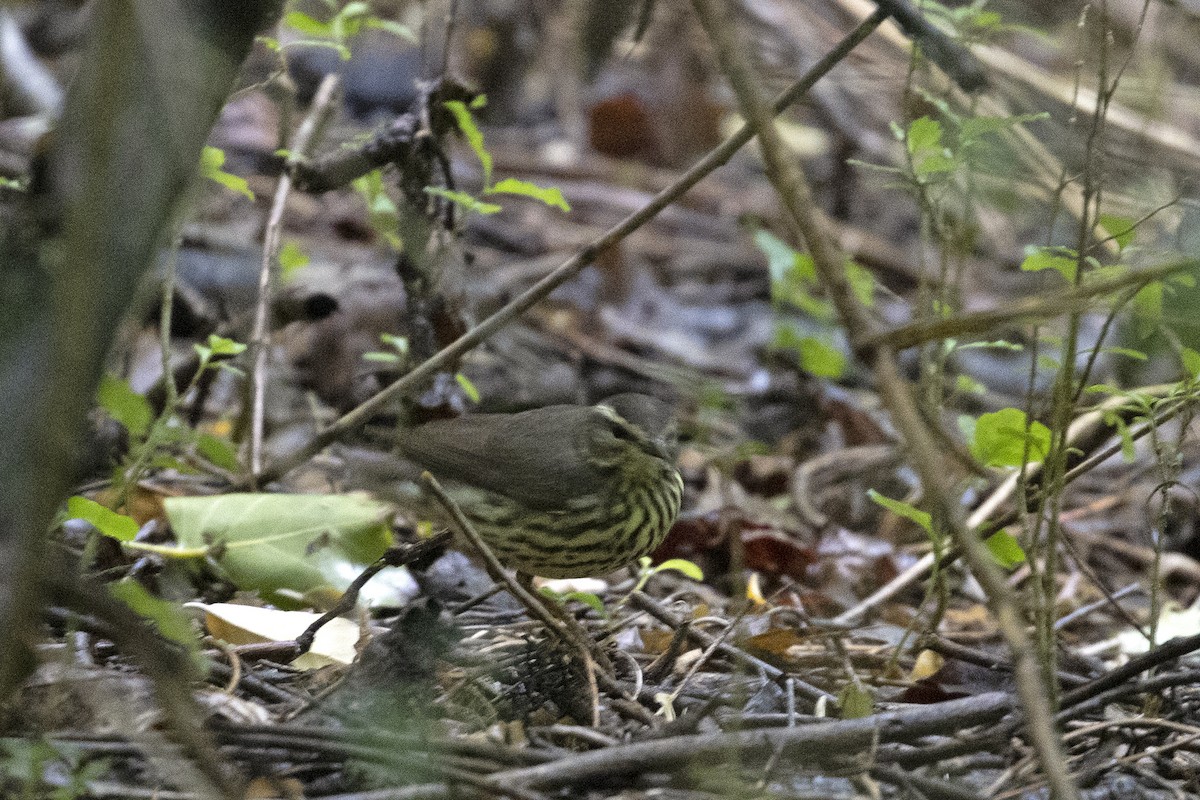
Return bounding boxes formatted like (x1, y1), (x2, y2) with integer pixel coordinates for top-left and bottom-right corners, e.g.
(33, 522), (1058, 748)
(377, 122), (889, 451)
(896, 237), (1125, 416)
(395, 393), (683, 579)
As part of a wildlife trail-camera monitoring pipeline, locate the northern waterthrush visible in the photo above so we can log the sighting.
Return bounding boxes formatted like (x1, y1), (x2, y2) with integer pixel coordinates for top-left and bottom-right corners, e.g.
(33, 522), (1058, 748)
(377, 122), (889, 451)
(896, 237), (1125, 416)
(396, 394), (684, 578)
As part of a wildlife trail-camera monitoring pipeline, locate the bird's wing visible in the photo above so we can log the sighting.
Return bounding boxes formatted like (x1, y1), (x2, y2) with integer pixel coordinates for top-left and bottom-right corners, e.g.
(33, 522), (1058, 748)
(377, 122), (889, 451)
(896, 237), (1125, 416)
(395, 405), (605, 510)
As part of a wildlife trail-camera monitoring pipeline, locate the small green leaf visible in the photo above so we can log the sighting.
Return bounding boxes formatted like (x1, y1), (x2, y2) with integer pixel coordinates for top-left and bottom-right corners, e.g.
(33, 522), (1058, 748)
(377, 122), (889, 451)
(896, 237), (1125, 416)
(906, 117), (942, 153)
(380, 333), (409, 354)
(486, 178), (571, 212)
(444, 100), (492, 185)
(199, 146), (255, 200)
(455, 373), (481, 403)
(906, 117), (954, 177)
(279, 241), (310, 279)
(970, 408), (1052, 467)
(352, 170), (402, 249)
(362, 351), (401, 363)
(652, 558), (704, 581)
(196, 433), (241, 472)
(955, 340), (1023, 351)
(199, 334), (246, 359)
(955, 374), (986, 395)
(868, 490), (932, 535)
(96, 374), (152, 438)
(283, 11), (332, 37)
(838, 683), (874, 719)
(754, 230), (811, 285)
(1181, 347), (1200, 378)
(425, 187), (502, 215)
(846, 260), (875, 308)
(795, 336), (846, 378)
(1020, 246), (1077, 282)
(984, 530), (1026, 568)
(1098, 214), (1136, 250)
(66, 496), (139, 542)
(562, 591), (606, 616)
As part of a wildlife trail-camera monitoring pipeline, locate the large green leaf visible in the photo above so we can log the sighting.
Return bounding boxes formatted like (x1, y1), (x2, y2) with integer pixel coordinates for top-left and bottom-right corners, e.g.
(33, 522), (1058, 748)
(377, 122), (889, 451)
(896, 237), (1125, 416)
(164, 493), (392, 604)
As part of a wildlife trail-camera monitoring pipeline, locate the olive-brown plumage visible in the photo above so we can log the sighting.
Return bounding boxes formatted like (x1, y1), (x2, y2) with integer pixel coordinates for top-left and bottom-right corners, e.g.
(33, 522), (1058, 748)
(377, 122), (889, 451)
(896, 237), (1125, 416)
(396, 394), (683, 578)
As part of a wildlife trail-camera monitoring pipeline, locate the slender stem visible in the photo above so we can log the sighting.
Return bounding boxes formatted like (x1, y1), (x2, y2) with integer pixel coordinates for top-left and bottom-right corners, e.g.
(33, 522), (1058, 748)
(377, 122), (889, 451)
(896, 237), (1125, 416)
(247, 74), (340, 484)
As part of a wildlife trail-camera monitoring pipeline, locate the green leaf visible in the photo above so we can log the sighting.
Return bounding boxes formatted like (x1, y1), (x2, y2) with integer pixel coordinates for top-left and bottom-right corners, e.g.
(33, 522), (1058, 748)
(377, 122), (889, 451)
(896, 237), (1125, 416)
(1020, 246), (1077, 283)
(444, 99), (492, 186)
(108, 578), (201, 657)
(867, 490), (932, 535)
(1098, 213), (1136, 250)
(380, 333), (409, 354)
(984, 530), (1026, 568)
(279, 240), (310, 279)
(486, 177), (571, 212)
(352, 170), (402, 249)
(906, 117), (942, 154)
(562, 591), (606, 616)
(838, 683), (874, 719)
(955, 339), (1023, 351)
(955, 374), (986, 395)
(199, 146), (255, 200)
(425, 187), (502, 215)
(96, 374), (152, 438)
(362, 351), (401, 363)
(195, 334), (246, 368)
(365, 18), (418, 42)
(1182, 347), (1200, 378)
(906, 117), (955, 177)
(196, 433), (241, 472)
(755, 230), (813, 285)
(794, 336), (846, 378)
(846, 260), (875, 308)
(455, 372), (481, 403)
(970, 408), (1052, 467)
(283, 11), (332, 37)
(66, 496), (139, 541)
(164, 494), (393, 605)
(652, 558), (704, 581)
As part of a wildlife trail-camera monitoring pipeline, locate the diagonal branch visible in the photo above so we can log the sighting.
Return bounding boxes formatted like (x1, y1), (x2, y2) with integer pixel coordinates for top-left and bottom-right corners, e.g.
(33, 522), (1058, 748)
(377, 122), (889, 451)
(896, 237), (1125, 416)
(251, 8), (888, 487)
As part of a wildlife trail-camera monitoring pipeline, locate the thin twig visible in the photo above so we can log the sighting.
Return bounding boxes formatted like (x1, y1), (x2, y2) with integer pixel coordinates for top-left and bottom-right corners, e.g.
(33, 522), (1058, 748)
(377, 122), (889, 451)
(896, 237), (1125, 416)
(247, 74), (340, 483)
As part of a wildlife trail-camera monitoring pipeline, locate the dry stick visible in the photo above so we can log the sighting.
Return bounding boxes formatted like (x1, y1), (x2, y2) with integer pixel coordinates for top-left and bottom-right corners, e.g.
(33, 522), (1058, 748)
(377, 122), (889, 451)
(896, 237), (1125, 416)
(247, 74), (340, 483)
(251, 9), (888, 488)
(486, 691), (1013, 791)
(293, 531), (452, 655)
(684, 0), (1074, 796)
(867, 258), (1195, 353)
